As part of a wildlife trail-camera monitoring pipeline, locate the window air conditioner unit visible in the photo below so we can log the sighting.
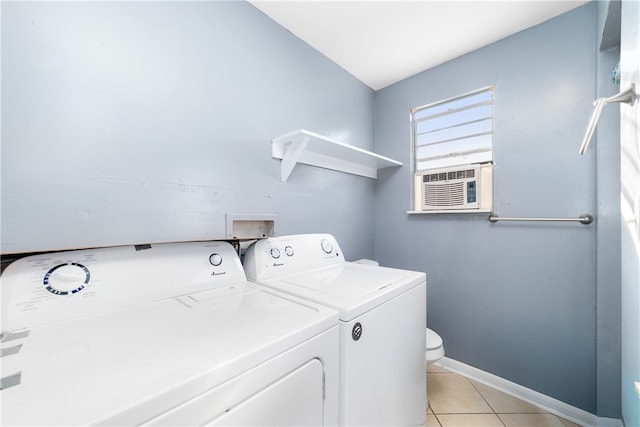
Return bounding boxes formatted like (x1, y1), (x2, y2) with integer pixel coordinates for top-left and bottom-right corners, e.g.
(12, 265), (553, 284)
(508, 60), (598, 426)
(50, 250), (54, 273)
(414, 163), (493, 211)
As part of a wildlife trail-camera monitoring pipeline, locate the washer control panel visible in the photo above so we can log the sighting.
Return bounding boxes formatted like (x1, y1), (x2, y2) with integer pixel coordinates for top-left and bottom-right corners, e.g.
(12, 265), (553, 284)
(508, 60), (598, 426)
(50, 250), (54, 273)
(243, 234), (345, 281)
(2, 241), (245, 331)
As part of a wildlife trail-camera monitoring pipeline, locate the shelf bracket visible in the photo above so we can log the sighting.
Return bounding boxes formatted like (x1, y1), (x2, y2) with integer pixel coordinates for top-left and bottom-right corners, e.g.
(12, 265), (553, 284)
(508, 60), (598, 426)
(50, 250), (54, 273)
(280, 134), (310, 182)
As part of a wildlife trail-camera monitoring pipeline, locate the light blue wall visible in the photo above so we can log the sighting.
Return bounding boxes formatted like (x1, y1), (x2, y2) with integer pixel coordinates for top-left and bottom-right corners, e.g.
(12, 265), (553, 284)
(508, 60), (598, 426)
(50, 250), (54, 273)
(620, 0), (640, 425)
(374, 4), (598, 413)
(595, 0), (622, 419)
(1, 1), (376, 258)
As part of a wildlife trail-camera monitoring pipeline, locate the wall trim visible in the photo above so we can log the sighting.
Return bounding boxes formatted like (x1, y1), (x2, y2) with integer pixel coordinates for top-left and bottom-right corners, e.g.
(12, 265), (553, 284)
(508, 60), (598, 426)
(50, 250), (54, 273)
(436, 357), (623, 427)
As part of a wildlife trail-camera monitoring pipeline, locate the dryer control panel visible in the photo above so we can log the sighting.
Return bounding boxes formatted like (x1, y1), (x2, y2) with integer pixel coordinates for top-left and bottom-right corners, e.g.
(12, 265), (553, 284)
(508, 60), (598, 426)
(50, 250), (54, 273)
(1, 241), (245, 332)
(243, 234), (345, 281)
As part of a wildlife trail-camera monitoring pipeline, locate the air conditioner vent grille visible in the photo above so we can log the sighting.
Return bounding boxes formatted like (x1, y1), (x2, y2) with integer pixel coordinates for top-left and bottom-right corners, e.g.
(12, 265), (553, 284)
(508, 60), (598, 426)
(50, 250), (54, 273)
(422, 168), (475, 183)
(424, 183), (465, 206)
(415, 163), (492, 211)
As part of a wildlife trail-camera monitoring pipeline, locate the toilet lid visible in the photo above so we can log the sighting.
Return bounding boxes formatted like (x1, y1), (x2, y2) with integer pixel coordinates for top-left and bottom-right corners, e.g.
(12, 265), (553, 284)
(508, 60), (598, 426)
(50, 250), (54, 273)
(426, 328), (443, 350)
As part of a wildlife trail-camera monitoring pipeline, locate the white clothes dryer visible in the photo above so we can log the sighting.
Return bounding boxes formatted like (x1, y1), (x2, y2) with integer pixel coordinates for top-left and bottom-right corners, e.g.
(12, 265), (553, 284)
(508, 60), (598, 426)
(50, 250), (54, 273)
(1, 241), (339, 426)
(243, 234), (427, 427)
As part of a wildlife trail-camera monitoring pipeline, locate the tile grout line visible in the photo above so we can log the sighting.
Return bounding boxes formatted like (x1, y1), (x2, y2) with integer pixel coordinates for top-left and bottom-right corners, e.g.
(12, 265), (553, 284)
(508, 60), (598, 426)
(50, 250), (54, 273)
(428, 370), (578, 427)
(467, 375), (576, 426)
(428, 371), (508, 427)
(468, 376), (508, 427)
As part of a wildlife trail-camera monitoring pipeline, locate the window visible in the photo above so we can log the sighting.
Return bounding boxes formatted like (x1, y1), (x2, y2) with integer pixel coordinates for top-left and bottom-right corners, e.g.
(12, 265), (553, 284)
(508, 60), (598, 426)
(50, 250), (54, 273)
(411, 87), (494, 212)
(412, 86), (493, 172)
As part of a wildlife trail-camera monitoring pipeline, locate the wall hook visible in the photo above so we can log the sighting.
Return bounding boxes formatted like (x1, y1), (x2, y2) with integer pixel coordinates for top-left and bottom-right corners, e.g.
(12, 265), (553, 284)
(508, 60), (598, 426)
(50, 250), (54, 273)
(579, 83), (637, 155)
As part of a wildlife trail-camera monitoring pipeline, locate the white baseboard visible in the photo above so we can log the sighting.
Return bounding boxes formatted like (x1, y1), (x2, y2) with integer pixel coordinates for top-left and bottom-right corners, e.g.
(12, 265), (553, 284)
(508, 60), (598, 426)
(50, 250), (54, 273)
(436, 357), (623, 427)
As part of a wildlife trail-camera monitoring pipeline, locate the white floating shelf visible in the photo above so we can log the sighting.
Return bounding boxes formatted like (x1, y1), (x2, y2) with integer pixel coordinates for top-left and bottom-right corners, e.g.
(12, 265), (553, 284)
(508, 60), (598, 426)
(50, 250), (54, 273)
(271, 129), (403, 182)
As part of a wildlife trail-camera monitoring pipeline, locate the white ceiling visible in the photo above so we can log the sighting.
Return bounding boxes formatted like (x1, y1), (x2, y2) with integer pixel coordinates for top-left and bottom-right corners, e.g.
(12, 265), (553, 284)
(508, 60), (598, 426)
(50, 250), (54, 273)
(249, 0), (590, 90)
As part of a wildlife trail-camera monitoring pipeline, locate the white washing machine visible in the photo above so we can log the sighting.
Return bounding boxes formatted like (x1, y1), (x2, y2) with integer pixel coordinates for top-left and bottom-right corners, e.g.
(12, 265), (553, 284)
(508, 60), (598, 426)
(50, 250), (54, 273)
(243, 234), (427, 426)
(1, 241), (339, 426)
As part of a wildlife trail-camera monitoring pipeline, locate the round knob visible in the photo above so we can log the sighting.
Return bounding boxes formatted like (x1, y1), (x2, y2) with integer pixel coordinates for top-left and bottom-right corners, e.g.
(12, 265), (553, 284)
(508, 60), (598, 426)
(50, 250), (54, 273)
(270, 248), (281, 259)
(321, 239), (333, 254)
(209, 253), (223, 266)
(285, 246), (294, 257)
(43, 263), (90, 295)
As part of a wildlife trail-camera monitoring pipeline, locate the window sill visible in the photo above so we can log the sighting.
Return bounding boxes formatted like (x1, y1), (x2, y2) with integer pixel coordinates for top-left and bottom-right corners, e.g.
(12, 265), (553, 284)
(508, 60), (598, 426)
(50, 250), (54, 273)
(407, 210), (493, 215)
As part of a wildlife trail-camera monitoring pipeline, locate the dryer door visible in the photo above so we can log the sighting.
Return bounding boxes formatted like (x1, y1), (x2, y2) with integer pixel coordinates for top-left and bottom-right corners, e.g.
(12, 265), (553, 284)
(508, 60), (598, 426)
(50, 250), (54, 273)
(208, 359), (324, 426)
(146, 358), (325, 426)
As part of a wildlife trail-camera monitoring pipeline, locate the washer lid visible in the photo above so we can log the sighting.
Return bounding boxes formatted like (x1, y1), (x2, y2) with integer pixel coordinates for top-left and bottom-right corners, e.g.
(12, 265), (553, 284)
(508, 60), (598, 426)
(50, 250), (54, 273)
(426, 328), (443, 351)
(261, 262), (425, 321)
(1, 282), (337, 426)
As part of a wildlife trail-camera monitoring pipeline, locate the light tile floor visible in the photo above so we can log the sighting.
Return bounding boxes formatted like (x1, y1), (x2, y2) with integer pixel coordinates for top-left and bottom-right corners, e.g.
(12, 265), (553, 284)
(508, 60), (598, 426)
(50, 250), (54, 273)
(426, 364), (583, 427)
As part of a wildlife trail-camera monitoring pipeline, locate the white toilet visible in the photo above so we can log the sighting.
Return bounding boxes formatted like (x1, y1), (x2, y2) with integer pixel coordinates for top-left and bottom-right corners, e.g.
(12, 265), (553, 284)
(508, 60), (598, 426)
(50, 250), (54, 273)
(426, 328), (445, 365)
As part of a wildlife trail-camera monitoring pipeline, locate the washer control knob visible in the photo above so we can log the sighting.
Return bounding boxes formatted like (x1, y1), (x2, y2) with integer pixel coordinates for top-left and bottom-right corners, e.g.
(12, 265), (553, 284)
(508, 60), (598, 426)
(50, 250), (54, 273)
(321, 239), (333, 254)
(270, 248), (281, 259)
(43, 263), (90, 295)
(209, 253), (223, 266)
(285, 246), (294, 257)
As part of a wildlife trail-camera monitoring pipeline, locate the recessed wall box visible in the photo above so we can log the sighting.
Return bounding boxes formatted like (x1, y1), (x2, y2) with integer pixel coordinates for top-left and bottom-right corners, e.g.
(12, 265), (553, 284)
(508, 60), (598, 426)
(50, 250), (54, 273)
(225, 214), (277, 239)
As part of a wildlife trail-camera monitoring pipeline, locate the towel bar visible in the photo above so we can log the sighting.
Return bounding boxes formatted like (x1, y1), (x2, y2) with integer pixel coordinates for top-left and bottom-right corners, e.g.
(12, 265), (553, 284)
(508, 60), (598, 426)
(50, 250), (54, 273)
(488, 214), (593, 225)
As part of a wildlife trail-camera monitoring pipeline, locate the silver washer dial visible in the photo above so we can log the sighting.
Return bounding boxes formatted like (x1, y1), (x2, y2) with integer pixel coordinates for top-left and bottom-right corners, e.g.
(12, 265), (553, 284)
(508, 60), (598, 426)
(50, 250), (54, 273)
(43, 263), (90, 295)
(209, 253), (223, 266)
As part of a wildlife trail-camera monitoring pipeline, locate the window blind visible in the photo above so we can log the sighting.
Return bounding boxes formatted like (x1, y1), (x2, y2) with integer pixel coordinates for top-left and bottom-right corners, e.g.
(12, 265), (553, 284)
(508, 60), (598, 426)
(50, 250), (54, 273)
(413, 86), (493, 172)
